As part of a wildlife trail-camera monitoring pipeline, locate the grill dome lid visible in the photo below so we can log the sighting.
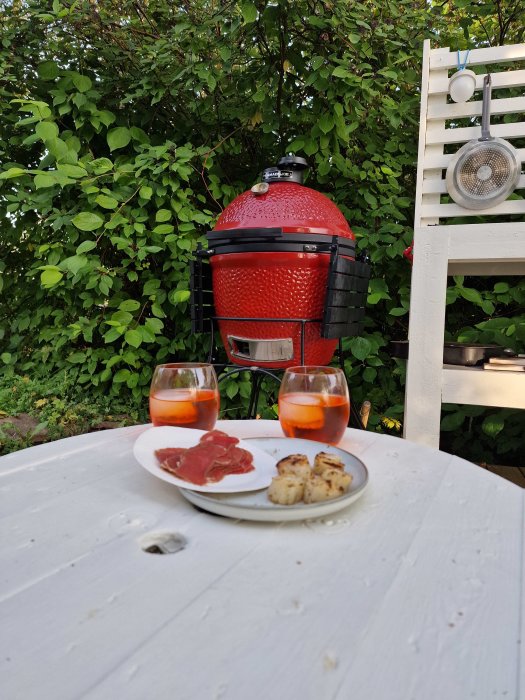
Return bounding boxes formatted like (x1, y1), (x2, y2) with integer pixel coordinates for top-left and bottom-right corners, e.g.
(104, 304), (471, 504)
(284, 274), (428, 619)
(214, 156), (354, 240)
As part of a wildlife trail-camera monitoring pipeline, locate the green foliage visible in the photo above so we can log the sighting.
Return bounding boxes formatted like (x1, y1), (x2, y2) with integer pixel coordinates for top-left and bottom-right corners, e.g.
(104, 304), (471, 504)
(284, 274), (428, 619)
(1, 0), (524, 462)
(0, 372), (146, 455)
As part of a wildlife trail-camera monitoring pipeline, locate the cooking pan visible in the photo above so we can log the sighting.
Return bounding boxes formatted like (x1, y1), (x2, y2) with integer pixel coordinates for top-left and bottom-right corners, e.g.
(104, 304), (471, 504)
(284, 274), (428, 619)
(446, 74), (521, 210)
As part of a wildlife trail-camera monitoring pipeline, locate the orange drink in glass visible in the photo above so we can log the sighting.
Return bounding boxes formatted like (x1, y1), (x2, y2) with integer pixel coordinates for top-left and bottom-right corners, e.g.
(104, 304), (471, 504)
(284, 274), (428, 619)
(149, 363), (219, 431)
(278, 366), (350, 444)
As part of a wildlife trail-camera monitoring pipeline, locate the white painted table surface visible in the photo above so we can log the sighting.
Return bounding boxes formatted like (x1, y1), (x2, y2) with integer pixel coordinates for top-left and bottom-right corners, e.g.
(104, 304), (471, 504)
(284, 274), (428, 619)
(1, 420), (523, 700)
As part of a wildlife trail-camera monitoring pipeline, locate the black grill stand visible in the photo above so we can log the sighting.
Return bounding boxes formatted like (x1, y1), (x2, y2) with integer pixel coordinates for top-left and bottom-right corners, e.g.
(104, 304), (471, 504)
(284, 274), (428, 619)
(213, 339), (365, 430)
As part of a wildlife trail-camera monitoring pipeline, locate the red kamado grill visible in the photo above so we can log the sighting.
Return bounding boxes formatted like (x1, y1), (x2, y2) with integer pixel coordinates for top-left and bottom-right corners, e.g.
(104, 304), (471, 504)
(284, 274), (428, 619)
(190, 156), (370, 369)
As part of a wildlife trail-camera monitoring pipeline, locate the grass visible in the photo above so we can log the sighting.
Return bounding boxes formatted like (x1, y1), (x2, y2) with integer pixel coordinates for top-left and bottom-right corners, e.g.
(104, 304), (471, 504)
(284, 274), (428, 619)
(0, 372), (147, 456)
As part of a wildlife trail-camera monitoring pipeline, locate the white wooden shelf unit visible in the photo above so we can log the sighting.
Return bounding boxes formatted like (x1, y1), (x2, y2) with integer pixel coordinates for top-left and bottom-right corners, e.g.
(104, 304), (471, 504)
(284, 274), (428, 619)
(404, 41), (525, 448)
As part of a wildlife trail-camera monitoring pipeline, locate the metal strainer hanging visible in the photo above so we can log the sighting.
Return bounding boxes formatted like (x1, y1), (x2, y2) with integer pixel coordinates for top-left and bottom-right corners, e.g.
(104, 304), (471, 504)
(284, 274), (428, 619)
(446, 74), (521, 209)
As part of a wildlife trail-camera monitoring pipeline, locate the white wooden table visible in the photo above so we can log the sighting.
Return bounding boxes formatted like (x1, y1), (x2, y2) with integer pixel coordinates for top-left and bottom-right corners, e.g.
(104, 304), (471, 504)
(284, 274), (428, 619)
(1, 420), (523, 700)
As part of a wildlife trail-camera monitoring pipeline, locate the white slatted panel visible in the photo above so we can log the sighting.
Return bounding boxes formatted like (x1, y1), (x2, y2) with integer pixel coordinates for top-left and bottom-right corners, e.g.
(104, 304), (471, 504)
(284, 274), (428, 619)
(430, 44), (525, 69)
(422, 199), (525, 218)
(429, 69), (525, 95)
(427, 121), (525, 144)
(415, 41), (525, 226)
(414, 45), (450, 227)
(428, 96), (525, 121)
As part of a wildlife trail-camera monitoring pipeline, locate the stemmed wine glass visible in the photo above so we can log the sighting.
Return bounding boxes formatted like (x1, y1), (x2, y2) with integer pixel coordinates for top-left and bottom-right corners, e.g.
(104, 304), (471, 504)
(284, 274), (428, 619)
(278, 366), (350, 445)
(149, 363), (220, 430)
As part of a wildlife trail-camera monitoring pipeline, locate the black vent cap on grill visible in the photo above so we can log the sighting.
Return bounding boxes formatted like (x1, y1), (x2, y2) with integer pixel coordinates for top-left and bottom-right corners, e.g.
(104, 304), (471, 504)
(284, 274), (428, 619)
(262, 155), (309, 184)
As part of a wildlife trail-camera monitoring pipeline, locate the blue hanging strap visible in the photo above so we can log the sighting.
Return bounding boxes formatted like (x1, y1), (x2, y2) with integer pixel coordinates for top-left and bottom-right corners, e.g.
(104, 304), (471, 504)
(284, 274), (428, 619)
(457, 49), (471, 71)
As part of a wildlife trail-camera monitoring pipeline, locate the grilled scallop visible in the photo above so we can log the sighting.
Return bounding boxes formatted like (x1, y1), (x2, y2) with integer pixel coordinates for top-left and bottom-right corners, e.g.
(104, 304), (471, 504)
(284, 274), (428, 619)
(276, 454), (312, 480)
(312, 451), (345, 475)
(303, 475), (340, 503)
(267, 475), (305, 505)
(319, 467), (352, 494)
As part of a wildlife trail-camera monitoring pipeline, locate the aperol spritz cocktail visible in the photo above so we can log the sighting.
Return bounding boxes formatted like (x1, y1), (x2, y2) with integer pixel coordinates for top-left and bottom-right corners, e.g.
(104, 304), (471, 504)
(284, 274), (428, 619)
(149, 363), (219, 431)
(278, 366), (350, 444)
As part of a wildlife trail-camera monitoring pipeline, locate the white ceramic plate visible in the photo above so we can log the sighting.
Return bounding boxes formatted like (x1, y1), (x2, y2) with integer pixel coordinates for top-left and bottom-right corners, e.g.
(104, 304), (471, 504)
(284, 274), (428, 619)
(179, 437), (369, 522)
(133, 426), (277, 493)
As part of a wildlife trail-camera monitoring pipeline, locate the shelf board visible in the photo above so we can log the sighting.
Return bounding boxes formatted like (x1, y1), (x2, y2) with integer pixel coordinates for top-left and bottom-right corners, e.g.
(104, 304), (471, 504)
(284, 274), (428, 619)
(442, 365), (525, 409)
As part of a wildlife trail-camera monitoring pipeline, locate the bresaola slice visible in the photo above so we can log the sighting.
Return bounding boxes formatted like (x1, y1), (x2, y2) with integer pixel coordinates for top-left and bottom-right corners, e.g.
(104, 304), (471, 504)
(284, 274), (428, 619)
(199, 430), (239, 447)
(155, 447), (187, 475)
(154, 430), (255, 485)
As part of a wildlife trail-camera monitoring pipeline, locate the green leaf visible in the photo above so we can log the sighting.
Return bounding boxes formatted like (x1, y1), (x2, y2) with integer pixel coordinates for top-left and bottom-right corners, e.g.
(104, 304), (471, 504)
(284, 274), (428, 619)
(350, 337), (372, 361)
(111, 310), (133, 325)
(104, 328), (123, 343)
(494, 282), (509, 293)
(107, 127), (131, 151)
(72, 73), (92, 92)
(318, 114), (334, 134)
(389, 307), (408, 316)
(226, 381), (239, 399)
(156, 209), (172, 222)
(332, 66), (350, 78)
(151, 303), (166, 318)
(34, 173), (58, 189)
(119, 299), (141, 312)
(363, 367), (377, 383)
(363, 191), (378, 208)
(76, 240), (97, 254)
(130, 126), (149, 143)
(440, 411), (465, 431)
(176, 238), (191, 250)
(139, 186), (153, 200)
(460, 287), (483, 305)
(145, 317), (164, 334)
(41, 268), (63, 287)
(35, 121), (59, 141)
(114, 369), (131, 383)
(481, 300), (495, 315)
(241, 2), (257, 23)
(95, 194), (119, 209)
(125, 330), (142, 348)
(1, 352), (13, 364)
(57, 163), (87, 178)
(90, 157), (114, 174)
(98, 110), (116, 126)
(46, 137), (69, 159)
(72, 212), (104, 231)
(143, 279), (161, 296)
(37, 61), (59, 80)
(139, 326), (156, 343)
(64, 255), (88, 275)
(169, 289), (190, 304)
(0, 167), (26, 180)
(481, 414), (505, 438)
(67, 352), (86, 364)
(153, 224), (174, 234)
(478, 318), (510, 330)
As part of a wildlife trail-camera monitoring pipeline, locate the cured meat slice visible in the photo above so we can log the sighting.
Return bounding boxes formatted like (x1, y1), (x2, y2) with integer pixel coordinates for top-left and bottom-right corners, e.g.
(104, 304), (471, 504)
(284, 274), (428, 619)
(206, 446), (254, 481)
(229, 446), (253, 465)
(174, 448), (214, 485)
(155, 447), (186, 464)
(199, 430), (239, 447)
(156, 430), (254, 485)
(156, 448), (187, 475)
